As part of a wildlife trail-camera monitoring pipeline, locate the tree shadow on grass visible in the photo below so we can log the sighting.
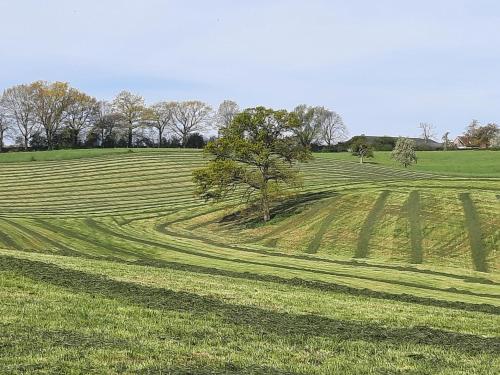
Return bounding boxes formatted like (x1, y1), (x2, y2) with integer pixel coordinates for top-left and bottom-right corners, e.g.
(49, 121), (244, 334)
(2, 255), (499, 355)
(219, 191), (337, 229)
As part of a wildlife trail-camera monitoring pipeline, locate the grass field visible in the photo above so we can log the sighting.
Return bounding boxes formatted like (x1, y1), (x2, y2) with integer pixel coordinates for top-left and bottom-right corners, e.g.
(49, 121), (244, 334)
(0, 149), (499, 374)
(318, 150), (500, 177)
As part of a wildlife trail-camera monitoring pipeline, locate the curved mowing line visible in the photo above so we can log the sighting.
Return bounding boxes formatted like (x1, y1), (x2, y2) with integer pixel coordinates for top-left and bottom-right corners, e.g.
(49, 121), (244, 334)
(306, 209), (338, 254)
(95, 220), (500, 301)
(459, 193), (489, 272)
(155, 217), (499, 285)
(0, 225), (22, 250)
(407, 191), (423, 264)
(355, 191), (390, 258)
(0, 219), (79, 257)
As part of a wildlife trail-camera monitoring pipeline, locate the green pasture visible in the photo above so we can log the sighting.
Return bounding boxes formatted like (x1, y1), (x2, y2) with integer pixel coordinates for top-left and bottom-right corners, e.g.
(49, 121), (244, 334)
(317, 150), (500, 177)
(0, 149), (498, 373)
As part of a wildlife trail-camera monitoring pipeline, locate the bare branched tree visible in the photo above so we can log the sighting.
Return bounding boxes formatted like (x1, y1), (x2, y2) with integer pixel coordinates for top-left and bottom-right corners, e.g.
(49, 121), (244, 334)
(215, 100), (240, 132)
(148, 101), (176, 147)
(93, 101), (121, 147)
(0, 110), (11, 152)
(171, 101), (212, 146)
(419, 122), (436, 143)
(316, 107), (347, 147)
(0, 84), (37, 150)
(442, 131), (450, 151)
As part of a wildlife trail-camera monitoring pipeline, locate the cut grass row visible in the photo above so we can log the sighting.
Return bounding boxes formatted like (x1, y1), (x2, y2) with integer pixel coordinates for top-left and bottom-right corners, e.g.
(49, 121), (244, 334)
(1, 250), (499, 374)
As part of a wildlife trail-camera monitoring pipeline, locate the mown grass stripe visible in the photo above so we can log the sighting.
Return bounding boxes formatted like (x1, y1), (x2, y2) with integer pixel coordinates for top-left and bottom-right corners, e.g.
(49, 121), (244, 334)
(93, 219), (500, 302)
(355, 191), (390, 258)
(407, 191), (423, 264)
(2, 254), (500, 348)
(459, 193), (489, 272)
(306, 208), (338, 254)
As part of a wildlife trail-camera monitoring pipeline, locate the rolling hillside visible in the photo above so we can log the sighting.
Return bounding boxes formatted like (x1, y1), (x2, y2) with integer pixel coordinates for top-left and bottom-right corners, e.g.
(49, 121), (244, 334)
(0, 149), (499, 374)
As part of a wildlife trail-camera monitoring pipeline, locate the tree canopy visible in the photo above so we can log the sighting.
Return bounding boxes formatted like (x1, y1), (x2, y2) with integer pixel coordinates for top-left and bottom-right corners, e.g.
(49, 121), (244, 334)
(391, 137), (417, 168)
(193, 107), (311, 222)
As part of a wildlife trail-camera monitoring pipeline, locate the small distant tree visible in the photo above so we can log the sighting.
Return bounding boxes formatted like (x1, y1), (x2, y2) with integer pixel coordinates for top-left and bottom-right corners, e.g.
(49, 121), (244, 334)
(391, 137), (417, 168)
(193, 107), (311, 222)
(442, 131), (450, 151)
(419, 122), (436, 143)
(351, 137), (374, 164)
(112, 91), (145, 148)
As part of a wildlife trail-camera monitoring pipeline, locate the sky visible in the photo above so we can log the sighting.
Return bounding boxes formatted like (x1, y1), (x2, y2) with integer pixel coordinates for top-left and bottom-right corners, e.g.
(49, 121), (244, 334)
(0, 0), (499, 138)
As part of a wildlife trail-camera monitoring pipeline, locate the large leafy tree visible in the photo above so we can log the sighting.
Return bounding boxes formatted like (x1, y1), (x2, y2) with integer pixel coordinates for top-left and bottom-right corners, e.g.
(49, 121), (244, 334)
(112, 91), (145, 148)
(391, 137), (417, 167)
(65, 90), (99, 147)
(31, 81), (74, 150)
(464, 120), (499, 147)
(292, 104), (321, 147)
(193, 107), (311, 222)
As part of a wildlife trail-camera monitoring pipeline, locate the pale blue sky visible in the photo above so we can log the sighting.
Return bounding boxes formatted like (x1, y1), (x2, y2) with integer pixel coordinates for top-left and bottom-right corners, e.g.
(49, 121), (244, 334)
(1, 0), (499, 138)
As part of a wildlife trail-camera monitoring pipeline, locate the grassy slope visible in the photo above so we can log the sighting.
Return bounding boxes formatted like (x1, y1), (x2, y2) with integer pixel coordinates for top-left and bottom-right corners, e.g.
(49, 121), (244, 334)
(0, 149), (499, 373)
(0, 147), (190, 163)
(316, 150), (500, 177)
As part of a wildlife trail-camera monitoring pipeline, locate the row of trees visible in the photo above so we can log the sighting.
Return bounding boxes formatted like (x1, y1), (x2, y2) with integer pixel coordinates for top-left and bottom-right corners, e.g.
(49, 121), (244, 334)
(0, 81), (347, 152)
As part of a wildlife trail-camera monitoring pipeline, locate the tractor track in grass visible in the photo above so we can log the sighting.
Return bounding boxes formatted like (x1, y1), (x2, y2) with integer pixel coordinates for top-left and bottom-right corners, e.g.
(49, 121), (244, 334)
(2, 254), (500, 349)
(306, 208), (338, 254)
(355, 191), (390, 258)
(82, 219), (500, 303)
(459, 193), (489, 272)
(154, 218), (498, 285)
(407, 191), (423, 264)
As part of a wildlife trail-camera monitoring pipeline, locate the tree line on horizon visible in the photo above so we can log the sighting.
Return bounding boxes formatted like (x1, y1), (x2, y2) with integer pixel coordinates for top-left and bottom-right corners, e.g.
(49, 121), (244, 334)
(0, 81), (347, 152)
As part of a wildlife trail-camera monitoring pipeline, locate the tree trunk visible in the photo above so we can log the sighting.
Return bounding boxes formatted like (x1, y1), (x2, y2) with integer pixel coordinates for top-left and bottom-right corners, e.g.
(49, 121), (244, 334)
(262, 195), (270, 222)
(0, 130), (3, 152)
(128, 123), (133, 148)
(46, 128), (53, 150)
(261, 177), (271, 222)
(24, 134), (29, 150)
(158, 129), (162, 148)
(73, 130), (79, 148)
